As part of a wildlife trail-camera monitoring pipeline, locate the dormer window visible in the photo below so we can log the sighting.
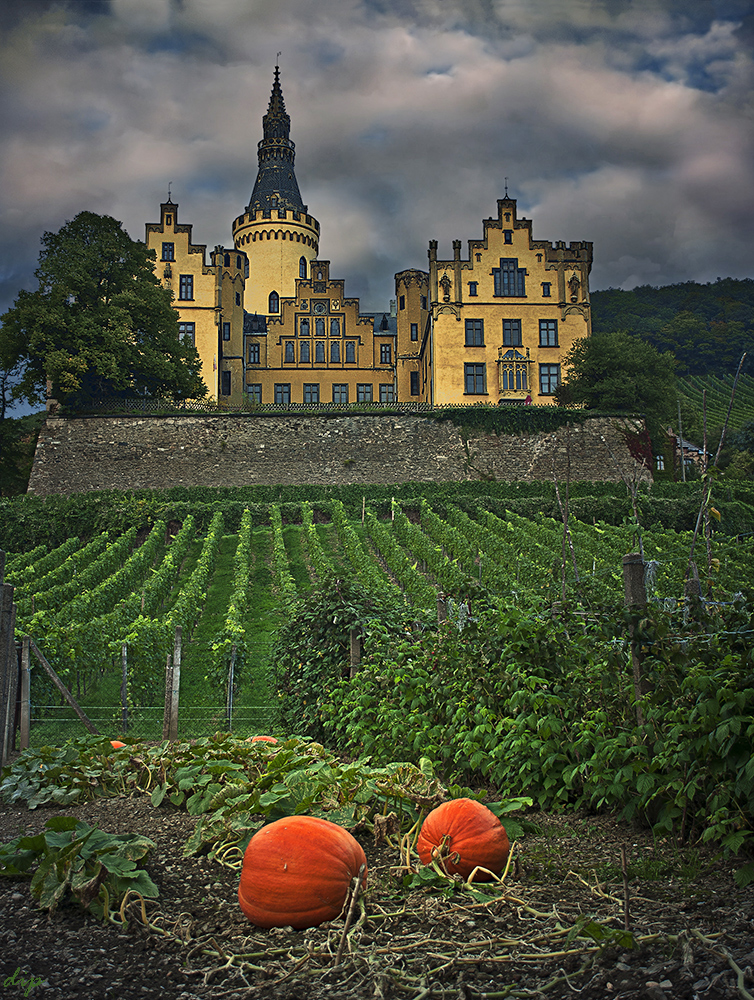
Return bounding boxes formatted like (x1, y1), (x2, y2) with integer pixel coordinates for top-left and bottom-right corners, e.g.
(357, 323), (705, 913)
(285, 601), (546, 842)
(270, 196), (278, 208)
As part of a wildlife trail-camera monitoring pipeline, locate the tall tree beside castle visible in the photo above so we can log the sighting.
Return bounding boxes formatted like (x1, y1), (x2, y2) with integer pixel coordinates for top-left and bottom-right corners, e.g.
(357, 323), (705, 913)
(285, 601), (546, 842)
(0, 212), (206, 410)
(146, 67), (593, 408)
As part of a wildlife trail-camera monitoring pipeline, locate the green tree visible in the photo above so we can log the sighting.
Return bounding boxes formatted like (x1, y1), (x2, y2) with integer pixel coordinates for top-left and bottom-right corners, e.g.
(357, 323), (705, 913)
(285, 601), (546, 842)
(0, 212), (207, 409)
(555, 330), (677, 423)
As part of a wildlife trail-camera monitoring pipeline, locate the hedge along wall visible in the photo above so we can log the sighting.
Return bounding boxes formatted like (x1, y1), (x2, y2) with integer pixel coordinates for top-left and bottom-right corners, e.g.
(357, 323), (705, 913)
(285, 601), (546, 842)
(26, 412), (652, 497)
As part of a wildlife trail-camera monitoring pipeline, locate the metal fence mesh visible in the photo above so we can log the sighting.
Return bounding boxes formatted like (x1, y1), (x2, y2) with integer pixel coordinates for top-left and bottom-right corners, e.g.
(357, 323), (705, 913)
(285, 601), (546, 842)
(26, 704), (280, 746)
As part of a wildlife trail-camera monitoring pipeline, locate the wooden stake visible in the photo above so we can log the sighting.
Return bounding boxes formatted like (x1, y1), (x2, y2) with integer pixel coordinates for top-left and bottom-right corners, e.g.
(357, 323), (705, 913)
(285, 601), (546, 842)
(27, 638), (100, 735)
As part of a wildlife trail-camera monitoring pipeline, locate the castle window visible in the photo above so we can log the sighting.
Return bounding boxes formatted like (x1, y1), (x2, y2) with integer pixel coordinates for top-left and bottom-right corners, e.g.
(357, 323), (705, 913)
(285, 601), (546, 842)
(345, 341), (356, 363)
(274, 383), (291, 404)
(380, 343), (392, 365)
(237, 256), (243, 269)
(410, 323), (418, 341)
(493, 259), (526, 297)
(315, 341), (326, 363)
(300, 341), (311, 363)
(399, 295), (406, 310)
(317, 270), (323, 280)
(224, 253), (230, 267)
(379, 384), (394, 402)
(270, 196), (277, 208)
(501, 357), (528, 391)
(269, 291), (279, 313)
(221, 370), (231, 396)
(465, 319), (484, 346)
(223, 322), (231, 341)
(539, 363), (560, 395)
(299, 256), (307, 277)
(410, 371), (420, 395)
(504, 230), (513, 244)
(315, 317), (325, 336)
(330, 318), (340, 336)
(332, 384), (348, 404)
(248, 342), (260, 364)
(330, 340), (341, 363)
(539, 319), (558, 346)
(165, 215), (172, 225)
(464, 363), (486, 394)
(468, 282), (478, 297)
(246, 384), (262, 403)
(179, 275), (193, 300)
(161, 242), (174, 261)
(503, 319), (522, 347)
(236, 292), (241, 306)
(475, 254), (482, 262)
(421, 296), (427, 309)
(284, 341), (295, 363)
(357, 383), (373, 402)
(300, 318), (310, 337)
(303, 383), (319, 404)
(541, 282), (551, 297)
(178, 322), (195, 346)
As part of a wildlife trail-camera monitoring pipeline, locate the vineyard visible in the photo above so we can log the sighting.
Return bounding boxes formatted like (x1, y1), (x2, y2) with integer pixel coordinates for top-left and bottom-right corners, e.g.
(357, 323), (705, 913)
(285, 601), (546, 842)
(5, 487), (754, 746)
(678, 372), (754, 433)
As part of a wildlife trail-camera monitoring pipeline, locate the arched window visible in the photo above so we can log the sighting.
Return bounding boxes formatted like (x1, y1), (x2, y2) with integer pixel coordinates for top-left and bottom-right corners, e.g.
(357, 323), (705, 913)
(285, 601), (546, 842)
(224, 253), (230, 267)
(315, 317), (325, 336)
(299, 257), (307, 278)
(269, 291), (279, 314)
(300, 318), (310, 337)
(330, 318), (340, 336)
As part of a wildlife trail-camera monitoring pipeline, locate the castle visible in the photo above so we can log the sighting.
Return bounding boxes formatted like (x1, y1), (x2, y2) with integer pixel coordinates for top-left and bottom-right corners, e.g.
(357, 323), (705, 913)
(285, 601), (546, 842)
(145, 68), (593, 408)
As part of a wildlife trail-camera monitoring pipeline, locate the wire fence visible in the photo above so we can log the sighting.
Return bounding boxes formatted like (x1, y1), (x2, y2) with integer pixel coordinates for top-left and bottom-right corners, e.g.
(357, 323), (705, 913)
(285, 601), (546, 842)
(26, 703), (280, 746)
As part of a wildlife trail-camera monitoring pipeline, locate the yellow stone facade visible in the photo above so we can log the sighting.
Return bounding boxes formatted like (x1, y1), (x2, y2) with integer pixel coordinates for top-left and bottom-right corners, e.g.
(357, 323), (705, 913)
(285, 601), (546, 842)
(146, 69), (592, 407)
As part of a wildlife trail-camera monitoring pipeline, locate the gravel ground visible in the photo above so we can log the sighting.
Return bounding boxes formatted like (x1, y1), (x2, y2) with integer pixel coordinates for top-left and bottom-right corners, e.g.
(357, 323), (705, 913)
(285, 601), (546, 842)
(0, 793), (753, 1000)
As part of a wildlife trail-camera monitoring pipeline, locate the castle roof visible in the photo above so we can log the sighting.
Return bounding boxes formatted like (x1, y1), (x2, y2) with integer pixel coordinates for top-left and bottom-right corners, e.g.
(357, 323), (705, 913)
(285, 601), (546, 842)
(248, 66), (307, 215)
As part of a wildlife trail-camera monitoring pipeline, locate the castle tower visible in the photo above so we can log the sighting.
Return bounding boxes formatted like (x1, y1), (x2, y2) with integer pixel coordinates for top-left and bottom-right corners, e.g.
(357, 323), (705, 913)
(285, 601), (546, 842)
(232, 66), (320, 315)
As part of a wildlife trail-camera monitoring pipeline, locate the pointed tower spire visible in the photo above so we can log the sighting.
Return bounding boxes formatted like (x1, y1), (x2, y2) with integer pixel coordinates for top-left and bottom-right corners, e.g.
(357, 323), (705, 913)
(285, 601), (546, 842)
(248, 66), (306, 214)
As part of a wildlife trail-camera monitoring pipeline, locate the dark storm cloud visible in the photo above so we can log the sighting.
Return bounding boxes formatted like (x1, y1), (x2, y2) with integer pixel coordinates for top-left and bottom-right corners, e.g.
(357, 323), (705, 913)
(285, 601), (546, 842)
(0, 0), (752, 319)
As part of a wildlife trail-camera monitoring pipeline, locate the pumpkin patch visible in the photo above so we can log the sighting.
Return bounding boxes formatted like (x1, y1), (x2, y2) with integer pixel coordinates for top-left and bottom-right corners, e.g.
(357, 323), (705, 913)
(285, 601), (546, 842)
(238, 815), (367, 929)
(417, 798), (509, 881)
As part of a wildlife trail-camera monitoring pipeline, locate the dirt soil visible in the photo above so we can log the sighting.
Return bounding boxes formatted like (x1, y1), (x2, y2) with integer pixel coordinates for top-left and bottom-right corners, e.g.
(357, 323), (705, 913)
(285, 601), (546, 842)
(0, 793), (752, 1000)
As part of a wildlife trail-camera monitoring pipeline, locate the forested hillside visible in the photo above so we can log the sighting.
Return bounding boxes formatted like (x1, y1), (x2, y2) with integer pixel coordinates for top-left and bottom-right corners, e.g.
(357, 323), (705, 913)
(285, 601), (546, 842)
(590, 277), (754, 378)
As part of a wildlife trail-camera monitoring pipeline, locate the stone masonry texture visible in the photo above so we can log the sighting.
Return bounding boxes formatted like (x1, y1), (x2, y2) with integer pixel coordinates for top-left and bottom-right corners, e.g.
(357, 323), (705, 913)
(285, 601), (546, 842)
(26, 413), (652, 496)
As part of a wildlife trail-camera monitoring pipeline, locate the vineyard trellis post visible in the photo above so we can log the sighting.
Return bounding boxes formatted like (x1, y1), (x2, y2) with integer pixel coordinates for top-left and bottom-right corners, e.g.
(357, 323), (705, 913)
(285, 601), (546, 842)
(622, 553), (647, 728)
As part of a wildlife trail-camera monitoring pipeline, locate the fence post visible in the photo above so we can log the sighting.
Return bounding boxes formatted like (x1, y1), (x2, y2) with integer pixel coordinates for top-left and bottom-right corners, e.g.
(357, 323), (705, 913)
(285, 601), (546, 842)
(162, 655), (173, 740)
(120, 643), (128, 734)
(437, 593), (447, 625)
(0, 572), (15, 766)
(227, 644), (237, 729)
(169, 626), (182, 741)
(349, 629), (361, 679)
(622, 553), (647, 728)
(20, 637), (30, 751)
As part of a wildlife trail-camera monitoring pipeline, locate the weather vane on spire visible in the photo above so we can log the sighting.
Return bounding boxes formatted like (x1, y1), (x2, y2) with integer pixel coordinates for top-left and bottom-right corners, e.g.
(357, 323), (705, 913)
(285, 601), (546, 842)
(276, 51), (281, 66)
(504, 177), (509, 197)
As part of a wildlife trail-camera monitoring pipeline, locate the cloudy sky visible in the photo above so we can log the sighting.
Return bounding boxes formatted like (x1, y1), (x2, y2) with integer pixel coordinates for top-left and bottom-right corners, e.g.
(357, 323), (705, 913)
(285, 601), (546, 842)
(1, 0), (753, 326)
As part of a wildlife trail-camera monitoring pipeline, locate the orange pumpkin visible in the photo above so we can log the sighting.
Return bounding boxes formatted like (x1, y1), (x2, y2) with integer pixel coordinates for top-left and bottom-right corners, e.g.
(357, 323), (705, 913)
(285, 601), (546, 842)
(248, 735), (278, 744)
(238, 815), (367, 929)
(110, 740), (126, 749)
(417, 798), (509, 881)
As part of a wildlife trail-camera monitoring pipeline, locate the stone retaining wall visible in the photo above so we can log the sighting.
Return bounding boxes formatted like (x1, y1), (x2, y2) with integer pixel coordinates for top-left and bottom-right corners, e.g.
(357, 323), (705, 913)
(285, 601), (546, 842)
(26, 413), (652, 495)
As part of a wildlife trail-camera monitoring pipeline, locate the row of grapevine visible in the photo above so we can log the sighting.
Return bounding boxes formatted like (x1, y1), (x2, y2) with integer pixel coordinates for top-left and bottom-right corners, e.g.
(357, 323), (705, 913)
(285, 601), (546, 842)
(300, 501), (337, 581)
(270, 504), (297, 602)
(207, 509), (254, 690)
(363, 509), (437, 608)
(330, 500), (400, 600)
